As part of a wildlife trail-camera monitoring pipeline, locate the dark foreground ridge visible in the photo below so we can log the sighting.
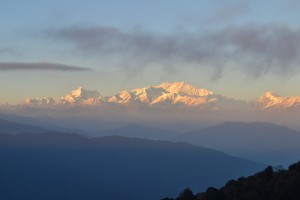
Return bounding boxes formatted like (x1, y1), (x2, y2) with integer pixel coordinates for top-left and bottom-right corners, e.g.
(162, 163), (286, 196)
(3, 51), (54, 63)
(163, 161), (300, 200)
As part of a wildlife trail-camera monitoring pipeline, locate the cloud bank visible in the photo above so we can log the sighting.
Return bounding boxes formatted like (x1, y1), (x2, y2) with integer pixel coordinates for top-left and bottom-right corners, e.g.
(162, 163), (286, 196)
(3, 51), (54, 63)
(44, 23), (300, 78)
(0, 62), (92, 72)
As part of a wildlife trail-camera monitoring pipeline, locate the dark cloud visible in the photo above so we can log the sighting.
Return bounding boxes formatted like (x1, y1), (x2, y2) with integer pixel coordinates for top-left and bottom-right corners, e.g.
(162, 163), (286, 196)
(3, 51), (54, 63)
(0, 62), (92, 72)
(44, 24), (300, 78)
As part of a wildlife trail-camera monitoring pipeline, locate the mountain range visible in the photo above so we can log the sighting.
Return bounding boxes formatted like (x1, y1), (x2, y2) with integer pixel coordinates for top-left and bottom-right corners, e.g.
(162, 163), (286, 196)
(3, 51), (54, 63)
(95, 123), (181, 140)
(20, 82), (300, 111)
(0, 118), (49, 134)
(1, 116), (299, 199)
(89, 121), (300, 166)
(177, 121), (300, 166)
(256, 91), (300, 111)
(1, 115), (299, 166)
(0, 132), (264, 200)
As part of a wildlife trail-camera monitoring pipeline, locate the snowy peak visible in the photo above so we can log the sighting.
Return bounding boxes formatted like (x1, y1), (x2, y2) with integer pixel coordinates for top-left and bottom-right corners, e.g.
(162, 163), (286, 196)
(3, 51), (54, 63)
(151, 92), (179, 106)
(132, 86), (166, 103)
(261, 91), (280, 99)
(66, 86), (101, 99)
(257, 92), (281, 107)
(257, 92), (300, 110)
(127, 82), (216, 106)
(107, 90), (133, 104)
(24, 87), (103, 107)
(20, 82), (238, 110)
(70, 86), (85, 98)
(21, 82), (300, 112)
(24, 97), (57, 106)
(107, 86), (166, 104)
(157, 82), (213, 97)
(62, 87), (102, 104)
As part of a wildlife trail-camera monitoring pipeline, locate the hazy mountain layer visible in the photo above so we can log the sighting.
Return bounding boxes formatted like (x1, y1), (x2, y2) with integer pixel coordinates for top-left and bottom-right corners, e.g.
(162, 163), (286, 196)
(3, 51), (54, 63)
(0, 132), (264, 200)
(0, 118), (48, 134)
(178, 121), (300, 166)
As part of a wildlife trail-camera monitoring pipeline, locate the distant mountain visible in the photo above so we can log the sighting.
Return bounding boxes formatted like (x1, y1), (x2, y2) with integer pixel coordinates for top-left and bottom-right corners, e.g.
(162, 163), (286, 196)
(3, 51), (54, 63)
(178, 121), (300, 165)
(0, 118), (48, 134)
(0, 113), (86, 134)
(255, 92), (300, 111)
(24, 86), (103, 106)
(61, 86), (102, 104)
(93, 124), (181, 140)
(21, 82), (246, 111)
(2, 82), (300, 113)
(0, 132), (264, 200)
(165, 161), (300, 200)
(0, 112), (43, 125)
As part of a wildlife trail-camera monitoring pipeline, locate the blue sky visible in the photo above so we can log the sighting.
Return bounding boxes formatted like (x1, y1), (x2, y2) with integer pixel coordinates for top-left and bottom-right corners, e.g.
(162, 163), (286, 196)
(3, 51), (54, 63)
(1, 0), (300, 104)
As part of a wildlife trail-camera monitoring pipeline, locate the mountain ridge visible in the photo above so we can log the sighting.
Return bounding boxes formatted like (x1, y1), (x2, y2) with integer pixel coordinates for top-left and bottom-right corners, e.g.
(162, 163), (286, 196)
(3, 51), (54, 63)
(0, 118), (49, 134)
(178, 121), (300, 165)
(0, 131), (264, 200)
(22, 82), (226, 108)
(18, 81), (300, 112)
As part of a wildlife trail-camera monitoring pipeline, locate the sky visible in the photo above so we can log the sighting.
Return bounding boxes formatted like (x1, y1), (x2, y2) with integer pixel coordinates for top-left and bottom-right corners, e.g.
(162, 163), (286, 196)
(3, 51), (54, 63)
(1, 0), (300, 104)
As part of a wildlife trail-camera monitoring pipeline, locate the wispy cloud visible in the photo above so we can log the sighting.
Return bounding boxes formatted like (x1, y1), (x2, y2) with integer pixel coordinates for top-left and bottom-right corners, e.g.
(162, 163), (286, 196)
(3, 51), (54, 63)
(44, 23), (300, 78)
(208, 1), (251, 23)
(0, 47), (19, 57)
(0, 62), (92, 72)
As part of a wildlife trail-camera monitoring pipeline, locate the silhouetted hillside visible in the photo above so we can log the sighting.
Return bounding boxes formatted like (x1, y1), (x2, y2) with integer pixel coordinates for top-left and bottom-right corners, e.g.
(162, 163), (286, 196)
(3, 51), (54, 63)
(164, 161), (300, 200)
(0, 132), (264, 200)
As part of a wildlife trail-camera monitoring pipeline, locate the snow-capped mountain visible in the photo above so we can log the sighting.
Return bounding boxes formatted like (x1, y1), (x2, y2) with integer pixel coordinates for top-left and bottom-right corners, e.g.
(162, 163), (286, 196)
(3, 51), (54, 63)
(106, 82), (220, 107)
(256, 92), (300, 110)
(23, 82), (241, 110)
(24, 97), (57, 106)
(24, 87), (103, 107)
(60, 87), (103, 105)
(21, 82), (300, 112)
(158, 82), (213, 97)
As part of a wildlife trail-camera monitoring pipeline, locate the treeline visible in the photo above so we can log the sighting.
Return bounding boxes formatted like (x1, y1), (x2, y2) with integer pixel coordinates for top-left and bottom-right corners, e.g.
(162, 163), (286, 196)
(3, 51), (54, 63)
(163, 161), (300, 200)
